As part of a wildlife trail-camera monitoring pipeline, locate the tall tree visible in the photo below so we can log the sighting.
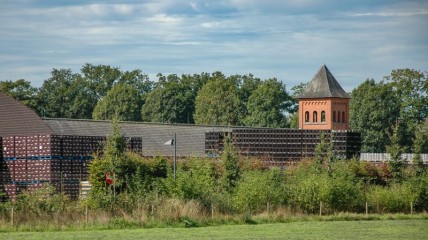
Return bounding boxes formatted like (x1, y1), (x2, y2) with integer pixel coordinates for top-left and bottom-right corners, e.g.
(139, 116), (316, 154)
(385, 69), (428, 150)
(289, 82), (309, 129)
(243, 79), (291, 128)
(350, 69), (427, 152)
(194, 76), (243, 126)
(350, 79), (400, 152)
(141, 77), (194, 123)
(0, 79), (38, 110)
(92, 83), (142, 121)
(81, 63), (122, 100)
(37, 69), (96, 119)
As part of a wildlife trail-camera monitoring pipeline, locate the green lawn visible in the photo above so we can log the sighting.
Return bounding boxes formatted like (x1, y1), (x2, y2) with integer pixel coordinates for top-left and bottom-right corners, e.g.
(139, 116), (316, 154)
(1, 220), (427, 240)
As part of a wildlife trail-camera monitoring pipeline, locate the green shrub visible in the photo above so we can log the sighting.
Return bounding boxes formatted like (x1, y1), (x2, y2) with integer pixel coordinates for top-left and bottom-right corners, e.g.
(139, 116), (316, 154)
(367, 183), (416, 213)
(233, 168), (286, 213)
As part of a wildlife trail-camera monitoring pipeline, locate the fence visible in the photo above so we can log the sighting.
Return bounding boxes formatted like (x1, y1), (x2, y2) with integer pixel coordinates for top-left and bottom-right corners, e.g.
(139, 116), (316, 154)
(360, 153), (428, 164)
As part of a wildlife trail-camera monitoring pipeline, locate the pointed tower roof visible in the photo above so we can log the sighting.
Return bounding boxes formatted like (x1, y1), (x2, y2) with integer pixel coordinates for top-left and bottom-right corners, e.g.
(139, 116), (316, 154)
(298, 65), (350, 99)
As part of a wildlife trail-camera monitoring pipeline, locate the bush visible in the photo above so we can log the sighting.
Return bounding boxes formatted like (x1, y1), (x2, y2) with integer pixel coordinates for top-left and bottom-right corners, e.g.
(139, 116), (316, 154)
(14, 185), (70, 214)
(367, 183), (415, 213)
(233, 168), (287, 213)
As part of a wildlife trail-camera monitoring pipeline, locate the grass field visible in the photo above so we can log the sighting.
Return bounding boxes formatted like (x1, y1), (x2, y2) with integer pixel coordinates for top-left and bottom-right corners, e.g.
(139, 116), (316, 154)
(1, 219), (427, 240)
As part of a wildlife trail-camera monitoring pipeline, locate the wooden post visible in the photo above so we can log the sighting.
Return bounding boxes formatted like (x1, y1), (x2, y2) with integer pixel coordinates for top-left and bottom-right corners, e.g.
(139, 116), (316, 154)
(411, 202), (413, 215)
(365, 202), (368, 216)
(85, 205), (88, 223)
(11, 207), (14, 226)
(267, 202), (270, 215)
(151, 204), (154, 216)
(319, 201), (322, 216)
(211, 203), (214, 218)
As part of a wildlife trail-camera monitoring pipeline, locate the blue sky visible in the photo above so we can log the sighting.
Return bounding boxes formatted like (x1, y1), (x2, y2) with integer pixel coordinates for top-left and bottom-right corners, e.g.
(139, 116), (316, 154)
(1, 0), (427, 91)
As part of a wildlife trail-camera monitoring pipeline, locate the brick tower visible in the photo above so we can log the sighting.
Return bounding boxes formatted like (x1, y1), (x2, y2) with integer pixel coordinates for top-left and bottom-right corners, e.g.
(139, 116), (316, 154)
(298, 65), (350, 130)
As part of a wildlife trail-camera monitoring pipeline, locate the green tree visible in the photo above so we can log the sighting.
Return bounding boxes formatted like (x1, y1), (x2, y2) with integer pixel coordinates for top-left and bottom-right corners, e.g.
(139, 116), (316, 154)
(221, 138), (241, 192)
(141, 74), (195, 123)
(0, 79), (38, 110)
(194, 76), (243, 125)
(350, 79), (400, 152)
(37, 68), (96, 119)
(81, 63), (122, 100)
(93, 83), (142, 121)
(288, 82), (309, 129)
(243, 79), (291, 128)
(385, 69), (428, 150)
(350, 69), (427, 152)
(412, 119), (428, 175)
(386, 124), (406, 181)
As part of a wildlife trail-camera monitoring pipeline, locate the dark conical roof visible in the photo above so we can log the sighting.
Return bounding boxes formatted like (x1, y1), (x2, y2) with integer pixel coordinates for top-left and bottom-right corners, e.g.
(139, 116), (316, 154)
(298, 65), (350, 99)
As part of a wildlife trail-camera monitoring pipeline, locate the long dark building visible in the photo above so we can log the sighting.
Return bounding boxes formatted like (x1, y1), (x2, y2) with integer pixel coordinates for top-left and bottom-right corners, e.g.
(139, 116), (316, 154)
(0, 65), (361, 200)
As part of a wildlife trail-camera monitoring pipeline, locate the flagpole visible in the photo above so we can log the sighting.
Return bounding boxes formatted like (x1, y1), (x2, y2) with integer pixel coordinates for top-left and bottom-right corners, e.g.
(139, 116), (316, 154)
(173, 132), (177, 182)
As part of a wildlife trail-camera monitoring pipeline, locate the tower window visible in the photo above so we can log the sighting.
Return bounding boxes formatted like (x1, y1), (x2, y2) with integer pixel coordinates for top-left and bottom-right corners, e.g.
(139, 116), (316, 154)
(342, 111), (345, 123)
(321, 111), (326, 122)
(337, 111), (341, 123)
(305, 111), (309, 123)
(333, 111), (336, 122)
(313, 111), (318, 122)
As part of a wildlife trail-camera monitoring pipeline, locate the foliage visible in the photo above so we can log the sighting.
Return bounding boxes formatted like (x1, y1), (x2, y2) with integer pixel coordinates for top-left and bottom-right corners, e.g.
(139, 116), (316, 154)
(314, 132), (335, 168)
(233, 168), (286, 213)
(350, 79), (400, 152)
(243, 79), (291, 128)
(350, 69), (428, 152)
(13, 185), (70, 214)
(165, 157), (216, 206)
(92, 83), (142, 121)
(386, 124), (406, 181)
(37, 68), (97, 119)
(221, 138), (241, 192)
(194, 75), (243, 125)
(141, 75), (195, 123)
(0, 79), (38, 110)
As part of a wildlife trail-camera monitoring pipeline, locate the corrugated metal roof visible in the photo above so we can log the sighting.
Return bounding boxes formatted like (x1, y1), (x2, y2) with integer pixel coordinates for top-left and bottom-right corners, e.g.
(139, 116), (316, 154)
(0, 93), (53, 136)
(43, 118), (233, 157)
(298, 65), (350, 99)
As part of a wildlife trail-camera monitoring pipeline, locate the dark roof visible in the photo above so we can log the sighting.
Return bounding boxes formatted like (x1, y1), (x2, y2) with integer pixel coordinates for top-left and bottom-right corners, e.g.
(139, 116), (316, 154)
(298, 65), (350, 99)
(43, 118), (233, 157)
(0, 93), (53, 136)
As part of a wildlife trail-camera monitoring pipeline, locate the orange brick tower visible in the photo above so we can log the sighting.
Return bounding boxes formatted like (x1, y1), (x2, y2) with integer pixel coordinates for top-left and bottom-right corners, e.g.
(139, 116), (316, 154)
(298, 65), (350, 130)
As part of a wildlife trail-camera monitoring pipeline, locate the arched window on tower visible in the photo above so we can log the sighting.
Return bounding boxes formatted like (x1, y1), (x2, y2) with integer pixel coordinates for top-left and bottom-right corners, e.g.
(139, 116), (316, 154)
(342, 111), (345, 123)
(305, 111), (309, 123)
(337, 111), (341, 123)
(321, 111), (326, 122)
(333, 111), (336, 122)
(313, 111), (318, 122)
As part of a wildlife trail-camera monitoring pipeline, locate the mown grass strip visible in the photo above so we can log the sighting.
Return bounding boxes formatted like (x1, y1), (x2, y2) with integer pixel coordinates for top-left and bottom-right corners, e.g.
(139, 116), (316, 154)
(1, 219), (427, 240)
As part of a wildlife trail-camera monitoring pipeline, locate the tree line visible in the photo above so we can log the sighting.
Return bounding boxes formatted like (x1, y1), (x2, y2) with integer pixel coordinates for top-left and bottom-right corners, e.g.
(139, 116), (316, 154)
(1, 64), (427, 153)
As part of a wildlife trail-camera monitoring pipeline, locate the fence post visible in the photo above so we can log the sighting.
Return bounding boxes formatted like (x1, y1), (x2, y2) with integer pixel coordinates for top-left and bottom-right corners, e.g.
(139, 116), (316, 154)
(211, 203), (215, 218)
(11, 207), (14, 226)
(411, 202), (413, 215)
(319, 201), (322, 216)
(365, 202), (368, 216)
(85, 205), (88, 223)
(267, 202), (270, 215)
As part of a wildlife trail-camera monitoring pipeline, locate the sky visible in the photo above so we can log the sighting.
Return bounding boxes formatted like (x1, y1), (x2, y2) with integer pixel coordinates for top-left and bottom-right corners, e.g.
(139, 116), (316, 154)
(0, 0), (427, 92)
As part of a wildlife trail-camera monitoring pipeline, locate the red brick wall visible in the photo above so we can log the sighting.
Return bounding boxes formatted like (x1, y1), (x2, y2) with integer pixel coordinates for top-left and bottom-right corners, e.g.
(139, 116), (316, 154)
(298, 98), (349, 130)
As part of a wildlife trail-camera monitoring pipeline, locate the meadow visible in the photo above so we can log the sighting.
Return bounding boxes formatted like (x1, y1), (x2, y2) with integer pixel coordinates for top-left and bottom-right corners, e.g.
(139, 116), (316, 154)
(1, 219), (427, 240)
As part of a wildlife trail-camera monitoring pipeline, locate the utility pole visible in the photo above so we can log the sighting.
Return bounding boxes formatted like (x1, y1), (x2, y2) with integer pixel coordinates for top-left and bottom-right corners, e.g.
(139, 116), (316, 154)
(173, 132), (177, 181)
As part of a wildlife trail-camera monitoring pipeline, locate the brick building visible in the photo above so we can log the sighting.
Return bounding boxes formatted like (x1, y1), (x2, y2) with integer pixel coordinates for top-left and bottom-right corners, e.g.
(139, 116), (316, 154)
(298, 65), (350, 130)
